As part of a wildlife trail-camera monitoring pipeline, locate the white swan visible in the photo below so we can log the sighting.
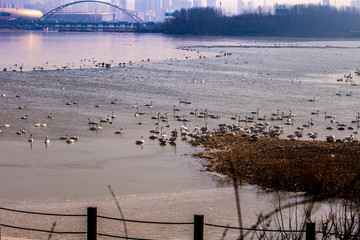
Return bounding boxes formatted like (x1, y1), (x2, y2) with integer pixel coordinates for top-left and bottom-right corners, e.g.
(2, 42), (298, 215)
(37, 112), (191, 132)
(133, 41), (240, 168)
(257, 116), (266, 121)
(160, 131), (168, 140)
(136, 136), (145, 144)
(89, 126), (97, 131)
(169, 136), (176, 144)
(190, 109), (198, 115)
(149, 134), (158, 139)
(70, 136), (80, 141)
(114, 128), (123, 134)
(179, 98), (186, 104)
(88, 118), (98, 125)
(324, 112), (333, 119)
(44, 136), (50, 145)
(100, 117), (109, 123)
(308, 132), (318, 140)
(311, 110), (319, 115)
(173, 105), (181, 112)
(89, 123), (102, 131)
(150, 127), (159, 133)
(251, 108), (259, 115)
(171, 129), (178, 136)
(287, 134), (297, 140)
(145, 101), (153, 108)
(60, 133), (70, 140)
(326, 135), (335, 143)
(28, 134), (33, 143)
(151, 112), (160, 120)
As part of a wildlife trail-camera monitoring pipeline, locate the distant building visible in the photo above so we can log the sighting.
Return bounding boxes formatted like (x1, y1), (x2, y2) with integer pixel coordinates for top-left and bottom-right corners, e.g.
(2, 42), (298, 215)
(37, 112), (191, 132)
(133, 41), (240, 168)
(0, 8), (43, 20)
(207, 0), (216, 8)
(323, 0), (330, 6)
(150, 0), (161, 16)
(248, 0), (254, 12)
(111, 0), (127, 21)
(237, 0), (245, 13)
(160, 0), (170, 21)
(135, 0), (163, 21)
(111, 0), (127, 9)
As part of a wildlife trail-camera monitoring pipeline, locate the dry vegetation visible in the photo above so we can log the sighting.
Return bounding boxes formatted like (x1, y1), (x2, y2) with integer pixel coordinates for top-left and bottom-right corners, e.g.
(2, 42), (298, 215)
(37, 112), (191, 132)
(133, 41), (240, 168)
(193, 133), (360, 201)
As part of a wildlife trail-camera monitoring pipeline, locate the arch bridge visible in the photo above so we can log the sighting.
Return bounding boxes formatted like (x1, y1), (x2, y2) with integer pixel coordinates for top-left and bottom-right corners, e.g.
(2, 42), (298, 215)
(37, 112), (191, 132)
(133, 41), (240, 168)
(39, 0), (144, 24)
(35, 0), (146, 31)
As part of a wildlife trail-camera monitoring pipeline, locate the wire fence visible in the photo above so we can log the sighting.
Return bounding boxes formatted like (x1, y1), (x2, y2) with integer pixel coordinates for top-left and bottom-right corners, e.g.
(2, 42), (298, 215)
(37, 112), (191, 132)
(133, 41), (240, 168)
(0, 206), (318, 240)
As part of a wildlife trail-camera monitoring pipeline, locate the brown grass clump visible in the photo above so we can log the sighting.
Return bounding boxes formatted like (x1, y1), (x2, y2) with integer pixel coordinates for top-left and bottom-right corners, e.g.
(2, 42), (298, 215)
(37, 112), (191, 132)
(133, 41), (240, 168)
(193, 133), (360, 201)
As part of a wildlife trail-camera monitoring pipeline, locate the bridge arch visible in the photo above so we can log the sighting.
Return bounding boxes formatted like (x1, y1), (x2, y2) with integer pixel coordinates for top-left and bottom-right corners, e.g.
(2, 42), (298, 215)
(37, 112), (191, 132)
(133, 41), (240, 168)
(38, 0), (145, 24)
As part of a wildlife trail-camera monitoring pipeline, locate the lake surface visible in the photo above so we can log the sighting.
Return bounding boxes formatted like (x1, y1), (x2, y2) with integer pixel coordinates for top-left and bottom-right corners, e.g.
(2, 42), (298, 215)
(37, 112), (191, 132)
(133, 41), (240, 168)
(0, 30), (359, 239)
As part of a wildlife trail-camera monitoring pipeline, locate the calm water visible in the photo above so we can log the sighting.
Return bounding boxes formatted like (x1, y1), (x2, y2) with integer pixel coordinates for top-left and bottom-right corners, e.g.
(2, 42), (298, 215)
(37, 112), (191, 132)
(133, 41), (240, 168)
(0, 30), (360, 239)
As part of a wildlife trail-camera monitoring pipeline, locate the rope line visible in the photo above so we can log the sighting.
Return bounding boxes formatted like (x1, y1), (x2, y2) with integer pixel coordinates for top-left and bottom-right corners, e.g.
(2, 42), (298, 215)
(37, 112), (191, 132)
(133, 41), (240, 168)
(98, 232), (154, 240)
(98, 215), (193, 225)
(0, 223), (86, 235)
(204, 223), (307, 233)
(0, 206), (86, 217)
(0, 206), (324, 236)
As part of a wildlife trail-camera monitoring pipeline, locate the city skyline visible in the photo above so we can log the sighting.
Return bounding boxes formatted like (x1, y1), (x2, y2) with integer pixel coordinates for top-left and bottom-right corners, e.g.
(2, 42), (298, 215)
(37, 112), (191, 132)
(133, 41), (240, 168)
(127, 0), (352, 11)
(1, 0), (354, 11)
(0, 0), (356, 21)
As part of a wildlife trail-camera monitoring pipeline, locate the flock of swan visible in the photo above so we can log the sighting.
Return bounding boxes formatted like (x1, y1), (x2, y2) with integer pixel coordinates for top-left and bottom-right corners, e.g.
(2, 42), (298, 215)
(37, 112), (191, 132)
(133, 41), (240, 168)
(132, 99), (360, 146)
(2, 59), (144, 73)
(1, 49), (360, 149)
(1, 87), (360, 149)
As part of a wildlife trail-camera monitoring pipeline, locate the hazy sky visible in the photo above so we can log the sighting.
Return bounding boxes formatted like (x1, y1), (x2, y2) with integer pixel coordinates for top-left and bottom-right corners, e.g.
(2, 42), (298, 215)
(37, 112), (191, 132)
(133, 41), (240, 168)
(128, 0), (352, 12)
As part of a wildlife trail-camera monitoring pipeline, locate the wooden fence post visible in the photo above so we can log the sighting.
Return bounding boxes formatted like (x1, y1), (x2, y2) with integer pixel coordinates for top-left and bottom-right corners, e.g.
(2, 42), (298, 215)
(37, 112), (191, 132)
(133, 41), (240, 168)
(87, 207), (97, 240)
(194, 214), (204, 240)
(306, 222), (315, 240)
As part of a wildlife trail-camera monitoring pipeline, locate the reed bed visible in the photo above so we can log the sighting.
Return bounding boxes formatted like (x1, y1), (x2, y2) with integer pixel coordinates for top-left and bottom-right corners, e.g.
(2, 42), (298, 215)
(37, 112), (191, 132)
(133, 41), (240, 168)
(193, 134), (360, 201)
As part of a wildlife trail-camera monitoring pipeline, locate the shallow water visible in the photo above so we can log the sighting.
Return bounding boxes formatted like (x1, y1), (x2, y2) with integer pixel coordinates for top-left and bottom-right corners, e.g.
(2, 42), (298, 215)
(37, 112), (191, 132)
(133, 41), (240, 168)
(0, 31), (360, 239)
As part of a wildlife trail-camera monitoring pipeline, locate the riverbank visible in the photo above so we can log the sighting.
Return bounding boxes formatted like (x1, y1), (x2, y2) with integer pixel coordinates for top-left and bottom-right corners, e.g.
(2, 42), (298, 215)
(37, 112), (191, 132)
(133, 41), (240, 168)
(193, 133), (360, 201)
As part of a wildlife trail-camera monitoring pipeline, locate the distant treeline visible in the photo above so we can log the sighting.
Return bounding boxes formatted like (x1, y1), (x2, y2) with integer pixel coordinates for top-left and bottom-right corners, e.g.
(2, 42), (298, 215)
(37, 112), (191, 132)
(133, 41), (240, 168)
(162, 5), (360, 37)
